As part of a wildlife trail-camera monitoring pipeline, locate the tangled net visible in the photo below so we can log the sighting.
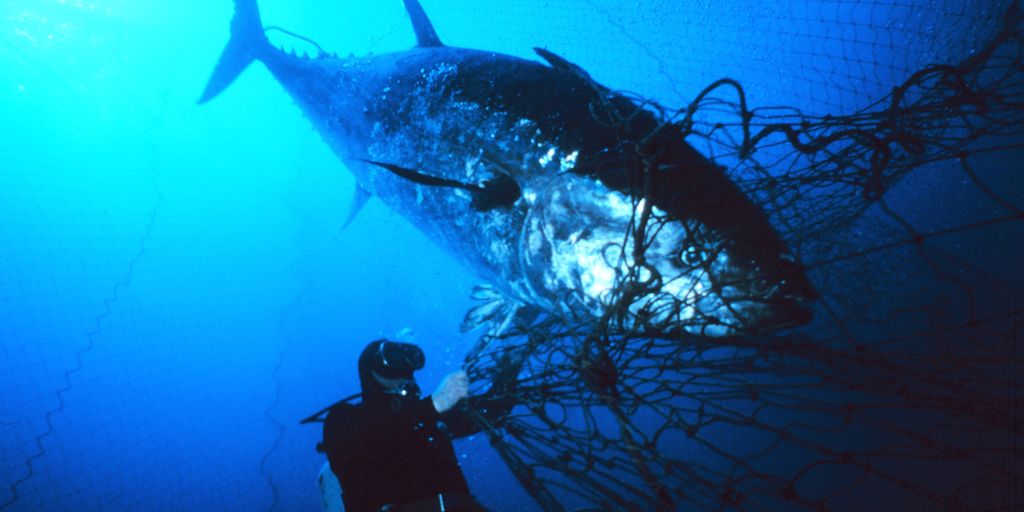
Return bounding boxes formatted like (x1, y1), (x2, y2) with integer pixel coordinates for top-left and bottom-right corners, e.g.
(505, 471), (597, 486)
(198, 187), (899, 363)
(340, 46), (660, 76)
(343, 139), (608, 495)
(462, 3), (1023, 511)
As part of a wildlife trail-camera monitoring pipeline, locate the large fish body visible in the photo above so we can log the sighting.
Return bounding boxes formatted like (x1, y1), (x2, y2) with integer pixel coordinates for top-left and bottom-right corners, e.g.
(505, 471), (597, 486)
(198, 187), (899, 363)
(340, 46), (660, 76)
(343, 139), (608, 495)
(202, 0), (816, 337)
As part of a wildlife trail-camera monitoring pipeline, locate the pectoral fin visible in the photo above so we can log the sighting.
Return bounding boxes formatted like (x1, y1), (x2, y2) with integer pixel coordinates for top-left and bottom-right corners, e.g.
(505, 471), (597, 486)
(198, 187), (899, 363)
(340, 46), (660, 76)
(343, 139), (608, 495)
(360, 159), (521, 211)
(360, 159), (468, 189)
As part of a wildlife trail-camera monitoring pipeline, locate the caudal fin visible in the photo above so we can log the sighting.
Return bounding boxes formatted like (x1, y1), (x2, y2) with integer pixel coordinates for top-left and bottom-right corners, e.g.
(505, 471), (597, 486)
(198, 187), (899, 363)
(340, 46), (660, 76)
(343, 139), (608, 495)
(198, 0), (267, 104)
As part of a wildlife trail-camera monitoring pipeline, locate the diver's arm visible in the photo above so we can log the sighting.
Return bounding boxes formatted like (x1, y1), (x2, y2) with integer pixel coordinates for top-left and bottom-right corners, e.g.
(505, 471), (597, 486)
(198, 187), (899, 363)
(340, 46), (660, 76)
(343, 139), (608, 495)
(442, 393), (517, 438)
(429, 370), (518, 438)
(431, 370), (485, 438)
(431, 371), (470, 413)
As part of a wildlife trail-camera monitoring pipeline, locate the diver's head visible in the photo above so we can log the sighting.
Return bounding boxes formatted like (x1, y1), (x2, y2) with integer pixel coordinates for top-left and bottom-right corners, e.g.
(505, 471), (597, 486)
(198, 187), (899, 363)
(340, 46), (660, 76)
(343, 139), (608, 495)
(358, 339), (425, 399)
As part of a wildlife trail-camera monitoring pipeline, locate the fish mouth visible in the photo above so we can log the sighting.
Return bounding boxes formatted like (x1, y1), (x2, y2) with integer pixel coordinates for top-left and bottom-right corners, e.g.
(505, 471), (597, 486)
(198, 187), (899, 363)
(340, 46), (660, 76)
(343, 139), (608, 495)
(620, 252), (818, 338)
(698, 257), (818, 335)
(721, 296), (815, 334)
(627, 292), (814, 338)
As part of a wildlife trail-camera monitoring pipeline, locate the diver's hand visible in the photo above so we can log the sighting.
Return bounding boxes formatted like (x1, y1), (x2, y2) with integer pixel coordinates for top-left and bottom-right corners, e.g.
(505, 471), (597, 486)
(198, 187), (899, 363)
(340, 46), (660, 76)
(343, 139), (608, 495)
(431, 370), (469, 413)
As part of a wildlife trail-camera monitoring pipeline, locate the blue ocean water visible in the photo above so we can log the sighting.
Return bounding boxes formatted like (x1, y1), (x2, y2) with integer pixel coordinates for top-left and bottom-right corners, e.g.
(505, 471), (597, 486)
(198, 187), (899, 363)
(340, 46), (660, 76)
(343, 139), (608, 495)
(0, 1), (1019, 511)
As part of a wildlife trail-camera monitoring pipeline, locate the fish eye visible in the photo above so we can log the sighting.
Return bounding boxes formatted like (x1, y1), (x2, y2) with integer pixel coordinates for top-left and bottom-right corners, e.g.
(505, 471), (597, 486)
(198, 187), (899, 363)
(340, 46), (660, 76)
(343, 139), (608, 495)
(751, 278), (772, 295)
(680, 246), (705, 267)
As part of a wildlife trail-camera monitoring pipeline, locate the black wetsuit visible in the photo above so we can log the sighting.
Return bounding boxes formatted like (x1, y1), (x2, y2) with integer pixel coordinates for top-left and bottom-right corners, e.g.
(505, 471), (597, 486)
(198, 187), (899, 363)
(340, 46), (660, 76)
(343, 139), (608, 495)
(322, 393), (496, 512)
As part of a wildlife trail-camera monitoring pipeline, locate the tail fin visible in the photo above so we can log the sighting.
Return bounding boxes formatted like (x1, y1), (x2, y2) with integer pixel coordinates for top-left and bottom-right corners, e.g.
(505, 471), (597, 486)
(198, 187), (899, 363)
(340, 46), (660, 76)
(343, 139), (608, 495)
(198, 0), (267, 104)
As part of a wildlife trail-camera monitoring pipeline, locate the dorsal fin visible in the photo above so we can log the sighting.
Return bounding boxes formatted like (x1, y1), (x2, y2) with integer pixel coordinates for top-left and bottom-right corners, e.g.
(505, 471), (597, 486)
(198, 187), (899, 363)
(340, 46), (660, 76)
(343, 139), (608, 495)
(402, 0), (443, 47)
(534, 47), (591, 79)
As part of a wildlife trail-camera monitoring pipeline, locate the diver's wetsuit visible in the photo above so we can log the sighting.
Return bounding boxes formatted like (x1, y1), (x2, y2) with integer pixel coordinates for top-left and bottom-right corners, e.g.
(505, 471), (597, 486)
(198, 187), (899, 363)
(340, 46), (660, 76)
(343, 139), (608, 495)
(322, 393), (497, 512)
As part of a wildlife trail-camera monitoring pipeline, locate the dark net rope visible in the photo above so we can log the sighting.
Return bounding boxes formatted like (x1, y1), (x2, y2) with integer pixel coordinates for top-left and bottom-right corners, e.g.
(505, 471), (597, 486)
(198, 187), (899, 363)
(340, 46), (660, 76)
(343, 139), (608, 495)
(461, 3), (1022, 511)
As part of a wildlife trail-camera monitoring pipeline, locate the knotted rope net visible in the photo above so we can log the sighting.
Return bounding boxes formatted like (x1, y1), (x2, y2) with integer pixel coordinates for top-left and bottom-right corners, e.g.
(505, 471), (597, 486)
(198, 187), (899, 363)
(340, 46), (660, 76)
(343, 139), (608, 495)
(462, 2), (1023, 510)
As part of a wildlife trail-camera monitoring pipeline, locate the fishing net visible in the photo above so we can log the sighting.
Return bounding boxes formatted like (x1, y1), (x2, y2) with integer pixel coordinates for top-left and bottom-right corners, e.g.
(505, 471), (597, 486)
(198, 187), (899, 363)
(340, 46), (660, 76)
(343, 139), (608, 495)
(1, 0), (1020, 511)
(460, 2), (1023, 510)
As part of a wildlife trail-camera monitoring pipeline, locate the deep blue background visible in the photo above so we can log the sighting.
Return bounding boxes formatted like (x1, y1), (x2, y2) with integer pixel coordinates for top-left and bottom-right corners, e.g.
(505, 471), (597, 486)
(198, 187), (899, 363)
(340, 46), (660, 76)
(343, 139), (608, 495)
(0, 1), (1016, 510)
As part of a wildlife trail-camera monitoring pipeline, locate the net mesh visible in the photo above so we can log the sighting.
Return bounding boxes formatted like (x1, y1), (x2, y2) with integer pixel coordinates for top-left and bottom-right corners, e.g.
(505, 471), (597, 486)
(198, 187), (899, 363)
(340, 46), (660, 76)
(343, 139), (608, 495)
(1, 0), (1020, 510)
(461, 2), (1023, 510)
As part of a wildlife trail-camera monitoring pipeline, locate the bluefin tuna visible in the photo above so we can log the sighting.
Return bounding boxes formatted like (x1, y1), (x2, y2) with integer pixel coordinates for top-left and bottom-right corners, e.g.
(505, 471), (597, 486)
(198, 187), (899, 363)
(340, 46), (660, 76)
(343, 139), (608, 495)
(200, 0), (817, 337)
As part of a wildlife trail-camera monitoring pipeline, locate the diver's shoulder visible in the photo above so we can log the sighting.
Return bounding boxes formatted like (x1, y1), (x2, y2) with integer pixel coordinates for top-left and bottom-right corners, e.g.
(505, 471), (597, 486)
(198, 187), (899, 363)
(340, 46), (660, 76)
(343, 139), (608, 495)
(324, 401), (361, 424)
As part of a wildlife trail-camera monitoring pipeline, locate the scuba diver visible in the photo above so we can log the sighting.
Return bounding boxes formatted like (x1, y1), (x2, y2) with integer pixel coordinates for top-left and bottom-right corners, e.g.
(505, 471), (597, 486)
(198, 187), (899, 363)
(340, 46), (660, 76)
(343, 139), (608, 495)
(311, 339), (513, 512)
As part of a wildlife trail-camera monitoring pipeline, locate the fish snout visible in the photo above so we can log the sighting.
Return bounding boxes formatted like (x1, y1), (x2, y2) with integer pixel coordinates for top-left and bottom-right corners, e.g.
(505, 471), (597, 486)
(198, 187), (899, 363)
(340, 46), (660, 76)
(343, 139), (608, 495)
(710, 251), (817, 333)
